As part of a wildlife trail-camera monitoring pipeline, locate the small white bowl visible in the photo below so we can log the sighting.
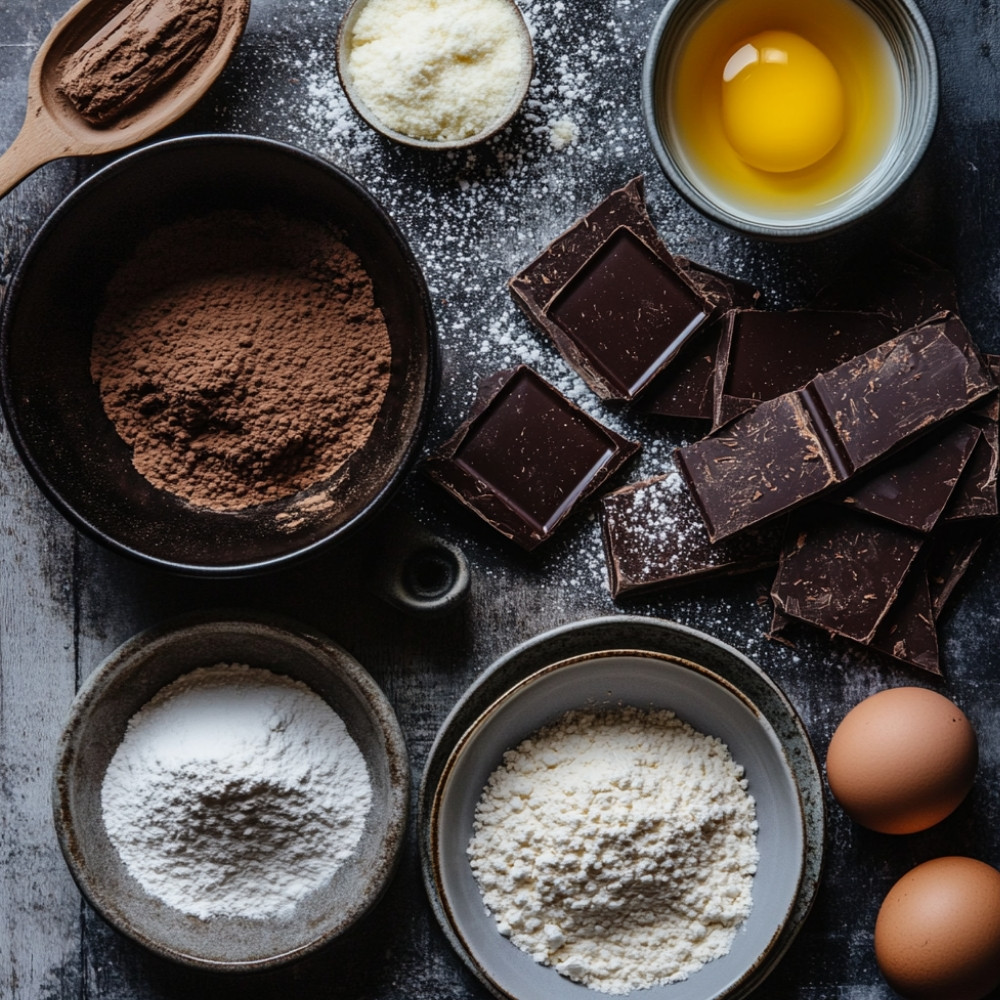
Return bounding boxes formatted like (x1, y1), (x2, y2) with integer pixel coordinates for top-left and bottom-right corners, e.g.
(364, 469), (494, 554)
(52, 612), (409, 971)
(336, 0), (534, 149)
(428, 648), (807, 1000)
(642, 0), (939, 238)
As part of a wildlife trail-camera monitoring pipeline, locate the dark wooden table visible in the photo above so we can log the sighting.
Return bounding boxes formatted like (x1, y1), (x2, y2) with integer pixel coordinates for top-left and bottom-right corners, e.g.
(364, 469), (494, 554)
(3, 0), (1000, 997)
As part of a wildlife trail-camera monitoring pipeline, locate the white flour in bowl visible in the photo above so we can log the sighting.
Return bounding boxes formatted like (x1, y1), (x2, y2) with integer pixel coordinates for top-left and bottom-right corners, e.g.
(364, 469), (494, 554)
(467, 706), (758, 994)
(101, 663), (372, 920)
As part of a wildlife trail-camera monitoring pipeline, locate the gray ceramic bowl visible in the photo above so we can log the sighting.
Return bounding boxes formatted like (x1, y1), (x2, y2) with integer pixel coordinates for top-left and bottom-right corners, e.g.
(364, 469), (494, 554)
(420, 617), (824, 1000)
(52, 612), (409, 971)
(0, 134), (436, 575)
(642, 0), (938, 238)
(336, 0), (534, 149)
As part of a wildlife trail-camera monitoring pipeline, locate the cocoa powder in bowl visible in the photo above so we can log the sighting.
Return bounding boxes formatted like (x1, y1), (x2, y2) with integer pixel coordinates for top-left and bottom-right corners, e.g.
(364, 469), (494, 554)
(91, 208), (392, 511)
(0, 135), (435, 573)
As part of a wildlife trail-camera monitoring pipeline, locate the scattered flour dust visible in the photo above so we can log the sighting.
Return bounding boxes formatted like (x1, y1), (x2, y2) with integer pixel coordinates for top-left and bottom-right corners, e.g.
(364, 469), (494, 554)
(467, 706), (759, 994)
(101, 663), (372, 920)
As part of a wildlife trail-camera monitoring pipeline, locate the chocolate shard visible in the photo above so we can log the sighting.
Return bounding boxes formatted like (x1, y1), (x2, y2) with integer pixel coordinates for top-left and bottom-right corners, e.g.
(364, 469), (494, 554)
(675, 318), (996, 542)
(424, 365), (639, 551)
(599, 471), (783, 598)
(944, 355), (1000, 522)
(927, 522), (992, 619)
(837, 421), (981, 533)
(810, 245), (959, 332)
(868, 563), (941, 675)
(771, 507), (925, 646)
(639, 263), (760, 421)
(712, 308), (896, 430)
(508, 177), (716, 401)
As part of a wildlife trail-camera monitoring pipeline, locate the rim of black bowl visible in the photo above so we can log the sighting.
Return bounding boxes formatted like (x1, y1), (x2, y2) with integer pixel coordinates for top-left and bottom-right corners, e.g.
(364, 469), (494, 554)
(0, 134), (438, 577)
(640, 0), (940, 240)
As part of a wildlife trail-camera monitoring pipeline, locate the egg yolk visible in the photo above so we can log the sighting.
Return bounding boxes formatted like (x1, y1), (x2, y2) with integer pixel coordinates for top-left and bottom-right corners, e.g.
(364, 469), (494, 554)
(721, 30), (845, 173)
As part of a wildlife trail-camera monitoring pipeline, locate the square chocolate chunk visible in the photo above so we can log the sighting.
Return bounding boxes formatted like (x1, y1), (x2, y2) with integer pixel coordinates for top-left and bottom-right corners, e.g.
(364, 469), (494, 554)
(509, 177), (715, 401)
(425, 366), (640, 550)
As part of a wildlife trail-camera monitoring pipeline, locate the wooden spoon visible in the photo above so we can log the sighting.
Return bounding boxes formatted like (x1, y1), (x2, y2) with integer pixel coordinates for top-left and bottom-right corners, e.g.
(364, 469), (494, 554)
(0, 0), (250, 199)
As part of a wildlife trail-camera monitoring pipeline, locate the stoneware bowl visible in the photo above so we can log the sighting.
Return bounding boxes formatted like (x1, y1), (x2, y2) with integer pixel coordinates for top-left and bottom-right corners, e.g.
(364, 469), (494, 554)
(0, 134), (436, 575)
(420, 616), (824, 1000)
(52, 611), (409, 972)
(642, 0), (938, 238)
(336, 0), (534, 149)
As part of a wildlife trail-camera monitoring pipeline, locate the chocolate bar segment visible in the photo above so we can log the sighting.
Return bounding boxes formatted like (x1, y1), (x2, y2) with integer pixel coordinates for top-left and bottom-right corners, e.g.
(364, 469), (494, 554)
(771, 508), (925, 645)
(509, 177), (715, 400)
(600, 472), (783, 597)
(944, 355), (1000, 522)
(713, 309), (895, 429)
(868, 564), (940, 675)
(676, 320), (996, 542)
(424, 366), (640, 550)
(927, 522), (991, 618)
(640, 262), (760, 421)
(838, 422), (981, 533)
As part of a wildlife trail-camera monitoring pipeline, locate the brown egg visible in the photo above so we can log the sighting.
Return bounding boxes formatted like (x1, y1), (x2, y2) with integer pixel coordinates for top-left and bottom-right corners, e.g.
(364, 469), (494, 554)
(825, 687), (977, 833)
(875, 857), (1000, 1000)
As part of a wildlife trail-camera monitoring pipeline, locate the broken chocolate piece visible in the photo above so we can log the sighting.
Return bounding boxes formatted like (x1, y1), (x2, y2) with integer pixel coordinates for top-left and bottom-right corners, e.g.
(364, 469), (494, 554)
(838, 422), (981, 533)
(712, 309), (896, 429)
(944, 357), (1000, 522)
(771, 508), (925, 645)
(600, 471), (783, 597)
(810, 246), (959, 331)
(927, 522), (991, 618)
(640, 262), (760, 421)
(509, 177), (715, 401)
(868, 565), (941, 675)
(425, 366), (639, 550)
(675, 319), (995, 542)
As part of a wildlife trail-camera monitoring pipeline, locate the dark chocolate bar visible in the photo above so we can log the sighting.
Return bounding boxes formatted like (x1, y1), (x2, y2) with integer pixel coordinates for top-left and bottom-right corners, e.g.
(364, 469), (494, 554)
(927, 522), (991, 618)
(509, 177), (716, 401)
(640, 262), (760, 421)
(838, 422), (981, 533)
(712, 309), (895, 429)
(424, 366), (640, 550)
(675, 318), (996, 542)
(810, 246), (959, 332)
(771, 508), (925, 645)
(599, 471), (783, 597)
(635, 327), (723, 421)
(868, 564), (940, 675)
(944, 356), (1000, 522)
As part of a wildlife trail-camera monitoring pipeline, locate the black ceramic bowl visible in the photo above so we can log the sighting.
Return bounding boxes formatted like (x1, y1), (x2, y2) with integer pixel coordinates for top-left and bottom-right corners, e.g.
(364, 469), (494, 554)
(0, 134), (436, 575)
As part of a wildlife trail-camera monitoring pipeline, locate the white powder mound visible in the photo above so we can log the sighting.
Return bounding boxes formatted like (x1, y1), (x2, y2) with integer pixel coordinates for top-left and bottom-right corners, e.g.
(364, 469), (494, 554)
(467, 707), (758, 994)
(101, 663), (372, 920)
(346, 0), (529, 141)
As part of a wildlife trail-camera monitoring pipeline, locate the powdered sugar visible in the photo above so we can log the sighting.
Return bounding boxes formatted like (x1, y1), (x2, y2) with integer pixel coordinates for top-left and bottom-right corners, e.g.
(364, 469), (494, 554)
(101, 663), (372, 920)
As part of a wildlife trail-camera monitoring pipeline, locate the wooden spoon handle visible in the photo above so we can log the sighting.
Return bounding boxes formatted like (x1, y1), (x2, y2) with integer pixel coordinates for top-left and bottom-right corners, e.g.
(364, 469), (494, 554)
(0, 118), (58, 200)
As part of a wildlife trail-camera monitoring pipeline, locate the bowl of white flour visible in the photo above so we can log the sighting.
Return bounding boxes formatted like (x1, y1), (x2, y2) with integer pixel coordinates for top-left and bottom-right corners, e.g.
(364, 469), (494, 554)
(423, 626), (816, 1000)
(52, 611), (409, 971)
